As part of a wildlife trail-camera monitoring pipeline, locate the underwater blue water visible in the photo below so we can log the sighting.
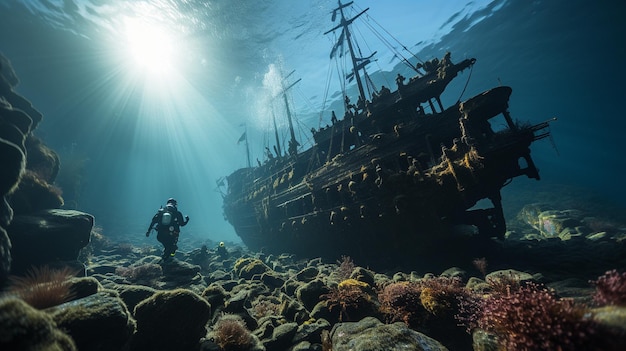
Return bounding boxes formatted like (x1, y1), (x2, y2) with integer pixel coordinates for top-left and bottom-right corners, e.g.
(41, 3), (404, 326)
(0, 0), (624, 243)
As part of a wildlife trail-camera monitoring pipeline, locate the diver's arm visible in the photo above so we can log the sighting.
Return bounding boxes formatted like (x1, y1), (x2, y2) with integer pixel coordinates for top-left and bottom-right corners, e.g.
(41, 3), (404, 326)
(178, 211), (189, 226)
(146, 213), (159, 232)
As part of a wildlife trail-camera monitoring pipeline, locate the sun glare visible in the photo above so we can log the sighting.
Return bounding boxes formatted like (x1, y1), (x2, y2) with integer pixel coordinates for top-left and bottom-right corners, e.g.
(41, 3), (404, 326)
(124, 17), (176, 76)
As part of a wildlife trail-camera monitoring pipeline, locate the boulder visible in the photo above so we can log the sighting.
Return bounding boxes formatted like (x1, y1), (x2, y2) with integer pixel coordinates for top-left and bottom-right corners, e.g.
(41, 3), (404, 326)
(262, 321), (298, 351)
(0, 297), (76, 350)
(330, 316), (448, 351)
(131, 288), (212, 351)
(7, 209), (93, 275)
(292, 318), (331, 345)
(296, 278), (330, 311)
(47, 290), (135, 351)
(234, 257), (272, 279)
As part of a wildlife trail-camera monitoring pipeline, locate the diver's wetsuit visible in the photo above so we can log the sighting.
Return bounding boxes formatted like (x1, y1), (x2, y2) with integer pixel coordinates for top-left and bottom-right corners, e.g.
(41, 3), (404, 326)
(148, 205), (189, 259)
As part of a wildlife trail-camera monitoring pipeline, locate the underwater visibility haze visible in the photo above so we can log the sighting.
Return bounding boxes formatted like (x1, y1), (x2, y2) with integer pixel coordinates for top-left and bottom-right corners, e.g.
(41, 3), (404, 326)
(1, 0), (625, 244)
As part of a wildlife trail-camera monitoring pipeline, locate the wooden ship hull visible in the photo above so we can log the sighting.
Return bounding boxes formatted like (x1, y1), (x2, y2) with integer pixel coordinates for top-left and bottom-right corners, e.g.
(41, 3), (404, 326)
(221, 1), (552, 264)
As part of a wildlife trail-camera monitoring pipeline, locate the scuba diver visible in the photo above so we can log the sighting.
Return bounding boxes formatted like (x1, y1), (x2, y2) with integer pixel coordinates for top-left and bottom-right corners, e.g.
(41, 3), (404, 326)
(216, 241), (229, 259)
(146, 198), (189, 260)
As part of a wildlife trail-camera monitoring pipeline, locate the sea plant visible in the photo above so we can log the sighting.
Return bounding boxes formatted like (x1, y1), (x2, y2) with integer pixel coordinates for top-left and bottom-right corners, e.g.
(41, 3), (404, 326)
(378, 276), (468, 328)
(419, 276), (467, 316)
(457, 281), (598, 351)
(321, 279), (376, 322)
(336, 255), (355, 280)
(115, 263), (162, 285)
(212, 314), (254, 351)
(590, 269), (626, 306)
(378, 281), (426, 327)
(251, 297), (281, 319)
(7, 265), (77, 309)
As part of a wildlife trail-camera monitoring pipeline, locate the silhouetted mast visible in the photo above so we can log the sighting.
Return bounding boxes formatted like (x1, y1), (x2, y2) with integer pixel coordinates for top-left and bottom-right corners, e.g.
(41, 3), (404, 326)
(281, 71), (301, 156)
(325, 0), (370, 104)
(244, 124), (251, 168)
(271, 110), (282, 157)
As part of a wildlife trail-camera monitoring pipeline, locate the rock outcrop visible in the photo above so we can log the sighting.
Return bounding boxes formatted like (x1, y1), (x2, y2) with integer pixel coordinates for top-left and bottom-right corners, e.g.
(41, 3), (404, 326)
(1, 52), (91, 285)
(7, 209), (93, 275)
(1, 53), (36, 285)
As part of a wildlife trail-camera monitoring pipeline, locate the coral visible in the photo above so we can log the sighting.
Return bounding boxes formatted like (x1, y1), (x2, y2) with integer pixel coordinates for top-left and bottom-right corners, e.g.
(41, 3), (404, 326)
(378, 276), (467, 328)
(591, 269), (626, 306)
(336, 255), (355, 280)
(457, 281), (598, 351)
(420, 284), (463, 316)
(377, 281), (426, 327)
(322, 279), (377, 322)
(251, 297), (280, 319)
(6, 265), (77, 309)
(212, 314), (254, 351)
(115, 263), (162, 284)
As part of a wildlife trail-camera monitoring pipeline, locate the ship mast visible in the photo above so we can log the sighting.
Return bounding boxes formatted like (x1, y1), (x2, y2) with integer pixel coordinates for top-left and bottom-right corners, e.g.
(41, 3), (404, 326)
(281, 70), (301, 156)
(271, 110), (282, 157)
(325, 0), (370, 104)
(242, 123), (251, 168)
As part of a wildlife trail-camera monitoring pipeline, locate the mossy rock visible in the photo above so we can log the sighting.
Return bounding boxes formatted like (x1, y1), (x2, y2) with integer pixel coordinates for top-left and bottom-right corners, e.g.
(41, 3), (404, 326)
(234, 258), (272, 279)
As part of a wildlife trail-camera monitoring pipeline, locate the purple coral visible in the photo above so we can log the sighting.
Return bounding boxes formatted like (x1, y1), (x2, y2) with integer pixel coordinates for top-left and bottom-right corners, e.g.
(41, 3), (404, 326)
(457, 282), (597, 351)
(590, 269), (626, 306)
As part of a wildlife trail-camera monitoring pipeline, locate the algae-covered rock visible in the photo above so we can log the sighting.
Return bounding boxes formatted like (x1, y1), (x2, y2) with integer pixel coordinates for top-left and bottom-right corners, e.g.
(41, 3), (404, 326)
(47, 290), (135, 351)
(115, 284), (156, 312)
(330, 316), (448, 351)
(234, 257), (272, 279)
(0, 297), (76, 350)
(131, 288), (212, 351)
(296, 278), (330, 311)
(261, 321), (298, 351)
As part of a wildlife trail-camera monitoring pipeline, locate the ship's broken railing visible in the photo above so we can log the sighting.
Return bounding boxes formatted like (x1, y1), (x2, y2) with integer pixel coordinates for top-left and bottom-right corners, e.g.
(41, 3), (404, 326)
(530, 117), (557, 141)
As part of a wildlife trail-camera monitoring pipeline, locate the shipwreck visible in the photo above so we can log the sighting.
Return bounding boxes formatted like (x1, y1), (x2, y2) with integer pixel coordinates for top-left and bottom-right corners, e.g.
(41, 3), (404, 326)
(220, 1), (552, 264)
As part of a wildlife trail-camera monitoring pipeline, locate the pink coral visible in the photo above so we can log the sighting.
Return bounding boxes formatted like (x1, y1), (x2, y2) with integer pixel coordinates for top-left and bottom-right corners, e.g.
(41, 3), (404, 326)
(590, 269), (626, 306)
